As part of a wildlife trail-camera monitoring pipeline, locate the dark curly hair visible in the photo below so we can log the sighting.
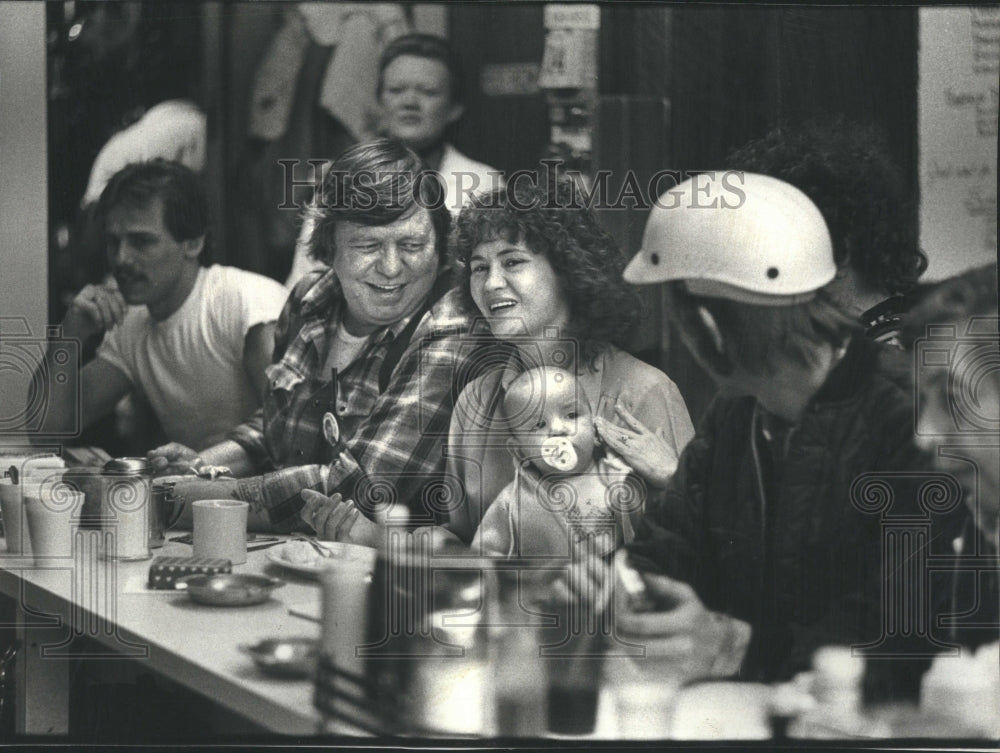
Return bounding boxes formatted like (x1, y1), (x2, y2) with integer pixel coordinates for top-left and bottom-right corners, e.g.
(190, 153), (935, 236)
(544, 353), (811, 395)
(726, 119), (927, 296)
(450, 174), (641, 367)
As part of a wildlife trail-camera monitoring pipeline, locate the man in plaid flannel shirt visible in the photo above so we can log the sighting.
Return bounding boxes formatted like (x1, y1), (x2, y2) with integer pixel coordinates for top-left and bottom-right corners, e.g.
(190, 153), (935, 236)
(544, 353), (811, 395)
(149, 140), (489, 534)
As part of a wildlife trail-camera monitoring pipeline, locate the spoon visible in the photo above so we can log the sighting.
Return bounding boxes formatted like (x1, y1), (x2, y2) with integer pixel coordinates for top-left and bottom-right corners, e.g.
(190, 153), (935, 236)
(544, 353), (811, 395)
(291, 533), (334, 559)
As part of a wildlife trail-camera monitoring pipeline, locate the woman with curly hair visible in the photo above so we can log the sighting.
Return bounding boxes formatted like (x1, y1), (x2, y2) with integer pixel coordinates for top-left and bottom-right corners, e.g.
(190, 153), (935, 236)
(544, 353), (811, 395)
(443, 176), (694, 547)
(726, 119), (928, 344)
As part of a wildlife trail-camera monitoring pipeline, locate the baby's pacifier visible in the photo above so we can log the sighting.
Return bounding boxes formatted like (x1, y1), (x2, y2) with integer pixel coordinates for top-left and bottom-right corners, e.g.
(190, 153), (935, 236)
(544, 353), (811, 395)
(540, 436), (578, 471)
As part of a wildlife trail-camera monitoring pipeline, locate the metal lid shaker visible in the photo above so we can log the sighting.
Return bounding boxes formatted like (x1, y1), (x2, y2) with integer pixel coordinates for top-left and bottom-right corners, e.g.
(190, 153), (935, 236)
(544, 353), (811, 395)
(100, 458), (152, 560)
(103, 457), (150, 475)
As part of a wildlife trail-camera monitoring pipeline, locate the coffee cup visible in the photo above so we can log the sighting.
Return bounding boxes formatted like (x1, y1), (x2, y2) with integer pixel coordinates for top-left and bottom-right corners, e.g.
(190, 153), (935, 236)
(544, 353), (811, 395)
(192, 499), (248, 565)
(2, 471), (69, 556)
(23, 481), (84, 562)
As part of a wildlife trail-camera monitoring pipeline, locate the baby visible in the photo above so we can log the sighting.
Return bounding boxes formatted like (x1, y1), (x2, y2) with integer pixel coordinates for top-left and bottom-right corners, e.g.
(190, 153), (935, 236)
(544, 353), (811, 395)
(472, 366), (637, 557)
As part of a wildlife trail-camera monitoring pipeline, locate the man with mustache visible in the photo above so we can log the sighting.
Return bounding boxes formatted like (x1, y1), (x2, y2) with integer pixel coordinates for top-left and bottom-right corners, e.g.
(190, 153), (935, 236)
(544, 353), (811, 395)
(33, 159), (288, 452)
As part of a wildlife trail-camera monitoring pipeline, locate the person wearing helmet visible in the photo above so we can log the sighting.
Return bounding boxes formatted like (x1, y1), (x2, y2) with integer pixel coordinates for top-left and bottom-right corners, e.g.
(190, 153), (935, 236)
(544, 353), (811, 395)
(725, 120), (928, 346)
(611, 173), (972, 698)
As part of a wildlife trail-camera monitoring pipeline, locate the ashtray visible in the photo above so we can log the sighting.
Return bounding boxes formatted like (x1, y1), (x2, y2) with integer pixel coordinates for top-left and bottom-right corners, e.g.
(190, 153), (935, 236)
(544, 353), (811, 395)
(174, 573), (285, 606)
(240, 637), (318, 678)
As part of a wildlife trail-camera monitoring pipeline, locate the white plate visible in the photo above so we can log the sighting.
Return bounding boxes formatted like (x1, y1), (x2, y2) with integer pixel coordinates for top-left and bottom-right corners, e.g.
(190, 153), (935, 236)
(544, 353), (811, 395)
(266, 540), (377, 578)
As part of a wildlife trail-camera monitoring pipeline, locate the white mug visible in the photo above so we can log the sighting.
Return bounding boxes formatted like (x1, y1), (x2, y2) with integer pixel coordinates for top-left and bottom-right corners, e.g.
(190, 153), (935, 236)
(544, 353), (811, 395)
(192, 499), (248, 565)
(24, 483), (84, 563)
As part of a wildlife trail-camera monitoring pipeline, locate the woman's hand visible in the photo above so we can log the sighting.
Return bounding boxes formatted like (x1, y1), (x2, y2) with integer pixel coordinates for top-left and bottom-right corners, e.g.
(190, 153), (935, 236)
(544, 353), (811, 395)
(615, 569), (751, 683)
(595, 401), (679, 488)
(300, 488), (380, 546)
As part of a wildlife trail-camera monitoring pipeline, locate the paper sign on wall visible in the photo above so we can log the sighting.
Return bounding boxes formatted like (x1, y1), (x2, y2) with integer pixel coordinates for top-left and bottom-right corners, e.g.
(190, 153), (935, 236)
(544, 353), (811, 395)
(919, 7), (999, 280)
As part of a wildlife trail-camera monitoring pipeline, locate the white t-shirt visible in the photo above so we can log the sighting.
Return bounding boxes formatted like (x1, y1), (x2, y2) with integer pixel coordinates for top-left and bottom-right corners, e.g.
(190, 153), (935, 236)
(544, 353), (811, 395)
(322, 324), (370, 374)
(96, 265), (289, 450)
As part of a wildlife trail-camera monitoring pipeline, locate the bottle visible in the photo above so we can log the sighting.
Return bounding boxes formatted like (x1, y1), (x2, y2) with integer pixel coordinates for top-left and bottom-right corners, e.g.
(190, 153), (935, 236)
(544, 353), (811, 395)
(491, 568), (548, 737)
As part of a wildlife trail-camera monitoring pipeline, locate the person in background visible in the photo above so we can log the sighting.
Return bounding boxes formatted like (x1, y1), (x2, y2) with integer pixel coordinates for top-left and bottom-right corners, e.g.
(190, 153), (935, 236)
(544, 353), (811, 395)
(905, 264), (999, 634)
(150, 140), (484, 535)
(726, 119), (928, 345)
(33, 159), (288, 452)
(285, 33), (502, 287)
(905, 264), (998, 545)
(902, 264), (999, 733)
(376, 33), (501, 214)
(612, 173), (970, 698)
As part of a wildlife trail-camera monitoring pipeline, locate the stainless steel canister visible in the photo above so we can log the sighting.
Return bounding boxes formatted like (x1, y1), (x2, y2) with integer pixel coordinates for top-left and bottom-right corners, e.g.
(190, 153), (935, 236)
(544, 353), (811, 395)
(149, 479), (184, 548)
(362, 536), (493, 735)
(100, 457), (152, 561)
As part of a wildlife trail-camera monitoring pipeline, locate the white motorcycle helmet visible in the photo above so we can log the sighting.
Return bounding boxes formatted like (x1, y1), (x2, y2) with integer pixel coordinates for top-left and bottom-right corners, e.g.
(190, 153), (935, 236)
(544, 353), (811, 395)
(624, 172), (836, 304)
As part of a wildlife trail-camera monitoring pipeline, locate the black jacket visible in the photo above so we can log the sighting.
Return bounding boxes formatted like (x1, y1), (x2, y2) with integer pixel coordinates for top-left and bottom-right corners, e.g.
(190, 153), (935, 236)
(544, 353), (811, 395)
(628, 337), (982, 697)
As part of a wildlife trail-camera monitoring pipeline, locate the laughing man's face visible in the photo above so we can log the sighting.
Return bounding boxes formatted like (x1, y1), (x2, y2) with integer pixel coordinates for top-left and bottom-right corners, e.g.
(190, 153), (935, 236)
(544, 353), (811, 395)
(331, 208), (440, 336)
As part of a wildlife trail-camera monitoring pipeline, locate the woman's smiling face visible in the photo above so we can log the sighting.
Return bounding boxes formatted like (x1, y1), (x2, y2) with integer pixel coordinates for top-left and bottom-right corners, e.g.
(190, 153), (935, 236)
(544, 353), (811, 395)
(468, 237), (571, 340)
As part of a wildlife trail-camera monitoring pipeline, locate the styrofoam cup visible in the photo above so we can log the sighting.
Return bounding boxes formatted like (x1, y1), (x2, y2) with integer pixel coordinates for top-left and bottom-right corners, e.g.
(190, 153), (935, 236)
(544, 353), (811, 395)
(24, 482), (84, 562)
